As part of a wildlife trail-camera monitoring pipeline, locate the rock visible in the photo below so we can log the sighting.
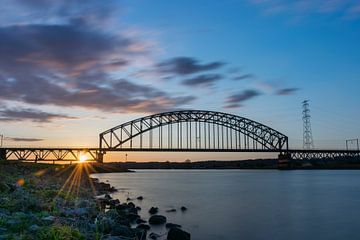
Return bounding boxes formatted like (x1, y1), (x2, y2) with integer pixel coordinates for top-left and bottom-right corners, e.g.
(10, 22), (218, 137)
(136, 224), (150, 230)
(180, 206), (187, 211)
(137, 196), (143, 200)
(104, 194), (112, 200)
(166, 208), (177, 212)
(110, 224), (135, 238)
(134, 228), (147, 240)
(149, 232), (161, 240)
(126, 197), (132, 201)
(105, 209), (120, 220)
(167, 228), (191, 240)
(166, 223), (182, 229)
(148, 207), (158, 215)
(148, 215), (166, 225)
(127, 213), (140, 222)
(28, 224), (40, 232)
(127, 202), (135, 208)
(136, 206), (141, 211)
(136, 218), (146, 224)
(109, 199), (120, 206)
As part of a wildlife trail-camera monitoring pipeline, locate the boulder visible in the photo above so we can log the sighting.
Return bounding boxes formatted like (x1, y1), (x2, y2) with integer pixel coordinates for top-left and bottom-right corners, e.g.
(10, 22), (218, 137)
(167, 228), (191, 240)
(137, 196), (144, 200)
(180, 206), (187, 211)
(109, 199), (120, 207)
(136, 224), (150, 230)
(166, 208), (176, 213)
(127, 202), (135, 208)
(136, 218), (146, 224)
(149, 232), (161, 240)
(148, 215), (166, 225)
(148, 207), (158, 215)
(166, 223), (181, 229)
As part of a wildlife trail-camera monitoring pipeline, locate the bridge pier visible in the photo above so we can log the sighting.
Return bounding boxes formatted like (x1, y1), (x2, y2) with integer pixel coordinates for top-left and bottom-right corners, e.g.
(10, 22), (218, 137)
(278, 153), (292, 169)
(96, 152), (104, 163)
(0, 149), (6, 161)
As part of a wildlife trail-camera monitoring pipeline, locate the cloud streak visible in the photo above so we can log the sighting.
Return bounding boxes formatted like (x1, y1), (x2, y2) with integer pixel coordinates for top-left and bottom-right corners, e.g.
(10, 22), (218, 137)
(276, 87), (299, 95)
(0, 108), (75, 123)
(225, 89), (262, 108)
(157, 57), (225, 75)
(181, 74), (223, 87)
(6, 137), (44, 142)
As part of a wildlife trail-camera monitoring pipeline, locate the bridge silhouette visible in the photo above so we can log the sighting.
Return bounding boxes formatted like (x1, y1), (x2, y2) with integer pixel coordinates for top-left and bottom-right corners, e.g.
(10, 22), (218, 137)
(1, 110), (359, 167)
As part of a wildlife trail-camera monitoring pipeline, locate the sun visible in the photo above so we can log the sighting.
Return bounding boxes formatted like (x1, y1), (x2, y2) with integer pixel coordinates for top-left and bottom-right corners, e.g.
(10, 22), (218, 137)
(79, 154), (88, 163)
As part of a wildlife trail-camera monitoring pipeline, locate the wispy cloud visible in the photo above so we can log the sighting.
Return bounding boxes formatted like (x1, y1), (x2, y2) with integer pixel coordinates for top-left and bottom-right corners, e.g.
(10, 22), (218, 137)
(233, 74), (255, 81)
(224, 90), (262, 108)
(0, 108), (75, 123)
(181, 74), (223, 87)
(157, 57), (225, 75)
(6, 137), (44, 142)
(276, 87), (299, 95)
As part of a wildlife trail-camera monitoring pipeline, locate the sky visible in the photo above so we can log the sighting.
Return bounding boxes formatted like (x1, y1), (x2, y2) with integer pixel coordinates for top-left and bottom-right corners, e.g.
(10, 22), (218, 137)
(0, 0), (360, 161)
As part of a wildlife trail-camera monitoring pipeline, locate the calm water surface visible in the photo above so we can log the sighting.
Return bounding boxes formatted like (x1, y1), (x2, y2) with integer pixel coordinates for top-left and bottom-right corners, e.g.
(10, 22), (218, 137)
(92, 170), (360, 240)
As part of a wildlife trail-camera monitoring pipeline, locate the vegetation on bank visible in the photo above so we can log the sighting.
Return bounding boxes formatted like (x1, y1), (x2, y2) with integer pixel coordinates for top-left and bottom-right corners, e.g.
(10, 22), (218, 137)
(0, 161), (190, 240)
(0, 162), (124, 239)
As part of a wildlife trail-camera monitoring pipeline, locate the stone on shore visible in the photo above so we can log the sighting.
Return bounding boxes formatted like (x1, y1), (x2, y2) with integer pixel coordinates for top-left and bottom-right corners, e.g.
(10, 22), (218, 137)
(148, 207), (158, 215)
(166, 223), (182, 229)
(136, 224), (150, 230)
(180, 206), (188, 211)
(149, 215), (166, 225)
(167, 227), (191, 240)
(166, 208), (177, 212)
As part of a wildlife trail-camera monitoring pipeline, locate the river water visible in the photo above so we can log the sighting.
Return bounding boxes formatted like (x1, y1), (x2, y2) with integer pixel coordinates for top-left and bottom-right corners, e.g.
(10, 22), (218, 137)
(92, 170), (360, 240)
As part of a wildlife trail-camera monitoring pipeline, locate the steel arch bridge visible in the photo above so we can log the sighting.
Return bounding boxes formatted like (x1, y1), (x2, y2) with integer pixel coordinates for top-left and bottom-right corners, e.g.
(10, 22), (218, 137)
(99, 110), (289, 153)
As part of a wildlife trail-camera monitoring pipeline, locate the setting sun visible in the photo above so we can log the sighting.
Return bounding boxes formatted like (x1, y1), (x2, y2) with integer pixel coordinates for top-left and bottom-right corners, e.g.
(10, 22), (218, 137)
(79, 154), (88, 163)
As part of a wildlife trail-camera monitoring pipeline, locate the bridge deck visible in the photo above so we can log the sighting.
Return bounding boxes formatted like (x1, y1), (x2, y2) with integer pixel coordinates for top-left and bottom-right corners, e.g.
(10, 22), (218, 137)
(1, 147), (360, 162)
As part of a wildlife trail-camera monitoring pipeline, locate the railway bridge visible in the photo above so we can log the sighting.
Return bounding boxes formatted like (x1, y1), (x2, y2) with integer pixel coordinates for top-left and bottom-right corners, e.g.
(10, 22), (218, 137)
(1, 110), (359, 167)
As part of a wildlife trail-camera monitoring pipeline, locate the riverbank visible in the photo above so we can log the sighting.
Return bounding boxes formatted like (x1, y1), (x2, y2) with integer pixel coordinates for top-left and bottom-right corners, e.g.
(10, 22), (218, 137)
(0, 161), (190, 240)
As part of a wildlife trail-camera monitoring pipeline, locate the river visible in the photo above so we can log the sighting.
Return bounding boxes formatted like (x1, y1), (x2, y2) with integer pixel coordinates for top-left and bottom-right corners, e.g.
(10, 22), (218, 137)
(92, 169), (360, 240)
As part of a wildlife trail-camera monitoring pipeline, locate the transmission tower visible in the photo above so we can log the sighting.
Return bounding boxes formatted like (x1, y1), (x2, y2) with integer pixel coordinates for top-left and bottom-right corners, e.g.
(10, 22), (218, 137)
(302, 100), (314, 150)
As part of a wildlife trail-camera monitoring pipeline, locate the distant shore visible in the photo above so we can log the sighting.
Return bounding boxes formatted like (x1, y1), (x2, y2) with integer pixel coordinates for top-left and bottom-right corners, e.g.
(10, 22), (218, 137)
(113, 157), (360, 170)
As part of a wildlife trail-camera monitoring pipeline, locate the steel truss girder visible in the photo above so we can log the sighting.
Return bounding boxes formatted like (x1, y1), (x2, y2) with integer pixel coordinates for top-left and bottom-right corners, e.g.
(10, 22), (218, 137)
(99, 110), (289, 152)
(289, 150), (360, 160)
(3, 148), (100, 162)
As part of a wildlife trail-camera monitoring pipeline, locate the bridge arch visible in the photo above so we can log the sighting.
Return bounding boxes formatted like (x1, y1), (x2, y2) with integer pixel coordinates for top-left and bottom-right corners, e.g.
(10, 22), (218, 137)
(99, 110), (288, 152)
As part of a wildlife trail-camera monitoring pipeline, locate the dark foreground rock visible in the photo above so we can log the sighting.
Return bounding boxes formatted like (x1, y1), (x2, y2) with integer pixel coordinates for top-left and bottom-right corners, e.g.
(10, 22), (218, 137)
(148, 206), (159, 215)
(167, 227), (191, 240)
(166, 223), (182, 229)
(149, 215), (167, 225)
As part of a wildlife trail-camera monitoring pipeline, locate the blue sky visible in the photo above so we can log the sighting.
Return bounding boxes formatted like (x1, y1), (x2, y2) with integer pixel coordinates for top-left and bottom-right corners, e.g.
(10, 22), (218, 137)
(0, 0), (359, 160)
